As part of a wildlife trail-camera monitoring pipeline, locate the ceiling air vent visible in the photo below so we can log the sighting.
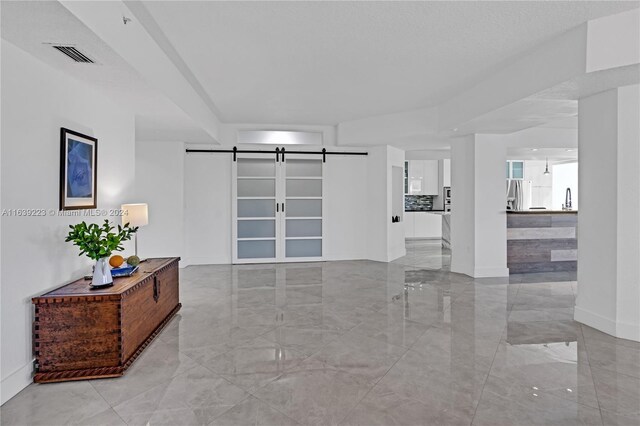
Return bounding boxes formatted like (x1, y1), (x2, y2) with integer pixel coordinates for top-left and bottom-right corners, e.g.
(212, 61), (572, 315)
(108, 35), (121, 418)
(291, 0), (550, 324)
(52, 45), (95, 63)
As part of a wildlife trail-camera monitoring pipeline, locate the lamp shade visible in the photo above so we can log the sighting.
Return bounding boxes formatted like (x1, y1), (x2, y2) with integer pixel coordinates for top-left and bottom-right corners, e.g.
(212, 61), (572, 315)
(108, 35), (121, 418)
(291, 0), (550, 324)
(121, 203), (148, 227)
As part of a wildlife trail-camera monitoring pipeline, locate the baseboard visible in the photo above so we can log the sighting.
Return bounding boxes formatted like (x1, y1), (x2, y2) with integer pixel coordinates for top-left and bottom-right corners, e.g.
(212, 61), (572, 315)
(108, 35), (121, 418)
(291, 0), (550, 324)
(182, 255), (372, 266)
(574, 306), (617, 336)
(616, 320), (640, 342)
(180, 256), (231, 268)
(450, 263), (473, 278)
(387, 249), (406, 263)
(323, 254), (366, 262)
(575, 306), (640, 342)
(472, 267), (509, 278)
(1, 361), (33, 406)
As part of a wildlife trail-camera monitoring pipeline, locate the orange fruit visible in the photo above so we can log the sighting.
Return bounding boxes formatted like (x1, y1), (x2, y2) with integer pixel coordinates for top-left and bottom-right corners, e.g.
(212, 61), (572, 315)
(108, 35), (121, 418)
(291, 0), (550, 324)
(109, 255), (124, 268)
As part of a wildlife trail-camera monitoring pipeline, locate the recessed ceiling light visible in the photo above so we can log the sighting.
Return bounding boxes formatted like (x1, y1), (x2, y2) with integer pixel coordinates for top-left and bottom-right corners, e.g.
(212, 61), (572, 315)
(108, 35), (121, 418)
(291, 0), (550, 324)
(452, 128), (458, 132)
(566, 149), (574, 152)
(531, 148), (538, 151)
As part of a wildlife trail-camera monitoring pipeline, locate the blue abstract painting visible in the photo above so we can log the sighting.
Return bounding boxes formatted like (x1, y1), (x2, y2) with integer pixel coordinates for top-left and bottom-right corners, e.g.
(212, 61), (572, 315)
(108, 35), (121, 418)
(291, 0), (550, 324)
(66, 138), (93, 198)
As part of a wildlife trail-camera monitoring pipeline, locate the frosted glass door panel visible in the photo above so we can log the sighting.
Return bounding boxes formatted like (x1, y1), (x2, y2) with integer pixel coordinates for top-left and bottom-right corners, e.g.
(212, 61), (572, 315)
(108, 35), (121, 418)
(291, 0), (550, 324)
(238, 220), (275, 238)
(234, 154), (324, 263)
(286, 179), (322, 197)
(237, 159), (275, 177)
(286, 160), (322, 177)
(286, 199), (322, 217)
(237, 179), (275, 197)
(286, 239), (322, 258)
(238, 240), (276, 259)
(286, 219), (322, 237)
(238, 199), (275, 217)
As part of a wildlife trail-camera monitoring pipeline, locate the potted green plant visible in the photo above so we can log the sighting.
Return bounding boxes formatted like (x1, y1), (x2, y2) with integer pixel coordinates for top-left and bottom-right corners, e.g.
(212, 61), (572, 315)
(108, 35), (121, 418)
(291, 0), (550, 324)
(65, 219), (138, 287)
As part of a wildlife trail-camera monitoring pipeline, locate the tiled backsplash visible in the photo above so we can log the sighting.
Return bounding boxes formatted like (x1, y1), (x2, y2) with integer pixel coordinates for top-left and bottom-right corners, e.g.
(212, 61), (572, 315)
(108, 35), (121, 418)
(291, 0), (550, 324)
(405, 195), (434, 211)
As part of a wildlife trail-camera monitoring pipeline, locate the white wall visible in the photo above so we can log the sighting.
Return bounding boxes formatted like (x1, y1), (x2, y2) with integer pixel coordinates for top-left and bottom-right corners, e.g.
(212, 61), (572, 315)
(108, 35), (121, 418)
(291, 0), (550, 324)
(474, 135), (509, 277)
(366, 146), (406, 262)
(0, 41), (136, 404)
(324, 156), (367, 260)
(387, 146), (407, 261)
(552, 162), (579, 210)
(576, 89), (618, 330)
(220, 123), (336, 146)
(450, 136), (476, 276)
(135, 141), (185, 261)
(576, 84), (640, 341)
(451, 134), (508, 277)
(523, 160), (554, 209)
(181, 145), (373, 265)
(183, 151), (232, 265)
(615, 84), (640, 341)
(365, 147), (389, 262)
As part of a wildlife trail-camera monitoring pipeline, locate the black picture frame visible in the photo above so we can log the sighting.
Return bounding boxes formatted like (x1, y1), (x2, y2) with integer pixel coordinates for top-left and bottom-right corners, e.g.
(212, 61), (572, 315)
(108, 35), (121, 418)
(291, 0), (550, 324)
(59, 128), (98, 210)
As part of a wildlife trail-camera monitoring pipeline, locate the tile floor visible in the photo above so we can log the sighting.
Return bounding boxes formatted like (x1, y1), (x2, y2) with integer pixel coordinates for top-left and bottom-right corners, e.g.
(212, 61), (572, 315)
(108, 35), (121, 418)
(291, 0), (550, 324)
(2, 240), (638, 425)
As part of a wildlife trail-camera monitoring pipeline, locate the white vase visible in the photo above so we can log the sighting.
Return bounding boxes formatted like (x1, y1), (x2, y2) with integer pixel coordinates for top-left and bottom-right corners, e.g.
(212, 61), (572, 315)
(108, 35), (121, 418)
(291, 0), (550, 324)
(92, 257), (113, 287)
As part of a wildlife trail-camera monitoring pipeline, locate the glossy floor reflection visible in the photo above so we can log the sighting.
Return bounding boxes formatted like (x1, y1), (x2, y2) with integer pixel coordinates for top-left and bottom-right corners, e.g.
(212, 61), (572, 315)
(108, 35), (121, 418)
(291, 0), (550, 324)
(2, 242), (639, 425)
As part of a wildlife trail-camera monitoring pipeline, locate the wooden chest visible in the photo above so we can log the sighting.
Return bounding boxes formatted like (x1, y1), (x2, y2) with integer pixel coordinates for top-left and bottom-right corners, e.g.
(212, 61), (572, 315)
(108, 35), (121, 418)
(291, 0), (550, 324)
(32, 257), (181, 383)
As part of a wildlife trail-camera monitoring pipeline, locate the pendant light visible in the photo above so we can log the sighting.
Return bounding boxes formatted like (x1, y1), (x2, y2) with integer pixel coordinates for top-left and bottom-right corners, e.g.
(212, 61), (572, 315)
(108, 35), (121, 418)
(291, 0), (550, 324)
(543, 157), (550, 175)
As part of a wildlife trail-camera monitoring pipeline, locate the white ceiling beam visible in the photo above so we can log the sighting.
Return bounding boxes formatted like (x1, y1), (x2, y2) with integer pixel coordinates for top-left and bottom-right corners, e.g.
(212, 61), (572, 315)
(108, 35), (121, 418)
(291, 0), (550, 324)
(60, 0), (221, 144)
(438, 24), (588, 132)
(587, 9), (640, 73)
(337, 107), (439, 146)
(339, 9), (639, 148)
(440, 9), (640, 132)
(505, 127), (578, 149)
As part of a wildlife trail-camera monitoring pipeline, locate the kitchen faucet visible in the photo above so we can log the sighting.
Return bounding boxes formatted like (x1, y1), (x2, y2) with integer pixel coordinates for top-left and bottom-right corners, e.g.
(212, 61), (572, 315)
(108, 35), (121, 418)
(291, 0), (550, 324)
(563, 187), (572, 211)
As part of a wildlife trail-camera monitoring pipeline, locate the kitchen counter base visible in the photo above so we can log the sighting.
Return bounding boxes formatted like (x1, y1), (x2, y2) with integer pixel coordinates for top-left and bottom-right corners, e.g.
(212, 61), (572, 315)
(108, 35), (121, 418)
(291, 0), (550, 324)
(507, 213), (577, 274)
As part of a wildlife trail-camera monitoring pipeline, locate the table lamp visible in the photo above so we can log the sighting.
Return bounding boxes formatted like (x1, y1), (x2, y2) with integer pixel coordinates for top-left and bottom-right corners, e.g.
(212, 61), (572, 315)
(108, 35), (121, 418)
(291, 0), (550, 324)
(121, 203), (148, 258)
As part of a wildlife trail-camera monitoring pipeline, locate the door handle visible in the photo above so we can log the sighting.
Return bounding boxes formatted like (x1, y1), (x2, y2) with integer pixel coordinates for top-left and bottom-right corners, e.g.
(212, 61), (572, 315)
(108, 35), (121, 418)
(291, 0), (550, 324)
(276, 202), (279, 212)
(153, 276), (159, 303)
(281, 203), (285, 212)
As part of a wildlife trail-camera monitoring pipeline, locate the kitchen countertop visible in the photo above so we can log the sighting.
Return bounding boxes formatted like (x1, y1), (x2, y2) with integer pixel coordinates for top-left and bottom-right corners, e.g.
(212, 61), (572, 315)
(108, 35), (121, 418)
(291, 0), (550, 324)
(405, 210), (447, 213)
(506, 210), (577, 215)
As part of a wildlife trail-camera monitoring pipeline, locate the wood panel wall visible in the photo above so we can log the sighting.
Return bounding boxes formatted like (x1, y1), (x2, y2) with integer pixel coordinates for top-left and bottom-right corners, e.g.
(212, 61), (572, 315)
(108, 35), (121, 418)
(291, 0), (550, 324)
(507, 213), (577, 274)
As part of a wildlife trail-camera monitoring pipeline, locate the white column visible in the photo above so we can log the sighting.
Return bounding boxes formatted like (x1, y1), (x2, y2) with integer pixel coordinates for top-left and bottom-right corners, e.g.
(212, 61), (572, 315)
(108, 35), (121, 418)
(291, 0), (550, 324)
(575, 84), (640, 342)
(450, 134), (509, 278)
(366, 145), (406, 263)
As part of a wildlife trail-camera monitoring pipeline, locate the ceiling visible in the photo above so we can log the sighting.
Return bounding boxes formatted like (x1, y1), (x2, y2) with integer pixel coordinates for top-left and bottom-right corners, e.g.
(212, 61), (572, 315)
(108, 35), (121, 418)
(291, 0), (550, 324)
(1, 0), (637, 147)
(141, 0), (638, 125)
(454, 98), (578, 134)
(507, 147), (578, 161)
(537, 116), (578, 130)
(0, 0), (215, 143)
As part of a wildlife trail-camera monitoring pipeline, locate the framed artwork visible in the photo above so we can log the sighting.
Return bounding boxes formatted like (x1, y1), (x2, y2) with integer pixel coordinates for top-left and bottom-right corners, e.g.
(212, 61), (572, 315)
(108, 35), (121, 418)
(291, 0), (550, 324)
(59, 128), (97, 210)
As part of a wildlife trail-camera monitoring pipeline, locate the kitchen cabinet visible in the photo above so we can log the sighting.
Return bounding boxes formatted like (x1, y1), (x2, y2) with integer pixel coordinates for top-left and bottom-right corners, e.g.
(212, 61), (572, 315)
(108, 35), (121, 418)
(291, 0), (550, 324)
(404, 212), (416, 238)
(407, 160), (439, 195)
(417, 212), (442, 238)
(404, 212), (442, 239)
(442, 159), (451, 188)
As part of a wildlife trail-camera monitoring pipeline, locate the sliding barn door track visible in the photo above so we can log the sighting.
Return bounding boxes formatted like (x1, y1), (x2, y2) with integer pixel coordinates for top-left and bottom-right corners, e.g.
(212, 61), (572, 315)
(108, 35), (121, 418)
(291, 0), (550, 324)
(185, 146), (368, 162)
